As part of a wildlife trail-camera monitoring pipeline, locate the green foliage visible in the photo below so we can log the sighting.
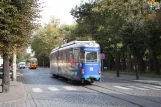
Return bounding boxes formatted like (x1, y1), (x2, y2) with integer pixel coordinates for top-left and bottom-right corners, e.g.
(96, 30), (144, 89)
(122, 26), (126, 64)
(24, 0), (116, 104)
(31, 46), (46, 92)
(0, 0), (40, 51)
(0, 0), (40, 92)
(70, 0), (161, 73)
(60, 24), (77, 41)
(70, 0), (126, 53)
(70, 2), (98, 40)
(31, 17), (63, 65)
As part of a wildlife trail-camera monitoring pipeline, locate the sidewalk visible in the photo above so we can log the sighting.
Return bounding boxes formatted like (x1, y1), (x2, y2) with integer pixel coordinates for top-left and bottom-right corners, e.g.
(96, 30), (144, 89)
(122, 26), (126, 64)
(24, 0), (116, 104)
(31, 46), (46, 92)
(0, 70), (25, 103)
(102, 71), (161, 86)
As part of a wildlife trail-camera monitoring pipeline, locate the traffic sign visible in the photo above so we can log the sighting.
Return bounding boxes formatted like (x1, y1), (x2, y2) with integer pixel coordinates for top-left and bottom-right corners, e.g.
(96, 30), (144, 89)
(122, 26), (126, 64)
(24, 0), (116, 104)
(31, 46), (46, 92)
(100, 53), (105, 59)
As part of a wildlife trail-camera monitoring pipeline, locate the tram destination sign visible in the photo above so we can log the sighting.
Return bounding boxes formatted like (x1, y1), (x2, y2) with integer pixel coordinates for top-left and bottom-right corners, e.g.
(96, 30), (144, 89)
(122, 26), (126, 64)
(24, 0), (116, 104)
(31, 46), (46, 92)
(80, 47), (100, 52)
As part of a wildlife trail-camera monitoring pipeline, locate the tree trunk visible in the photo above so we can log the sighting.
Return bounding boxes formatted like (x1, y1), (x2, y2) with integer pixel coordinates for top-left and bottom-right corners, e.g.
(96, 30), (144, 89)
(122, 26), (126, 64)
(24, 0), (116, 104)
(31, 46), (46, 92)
(134, 57), (139, 80)
(134, 48), (139, 80)
(126, 45), (131, 72)
(151, 48), (160, 74)
(122, 52), (126, 71)
(137, 52), (145, 73)
(116, 54), (120, 77)
(2, 48), (10, 93)
(109, 56), (114, 70)
(115, 44), (120, 77)
(149, 58), (153, 72)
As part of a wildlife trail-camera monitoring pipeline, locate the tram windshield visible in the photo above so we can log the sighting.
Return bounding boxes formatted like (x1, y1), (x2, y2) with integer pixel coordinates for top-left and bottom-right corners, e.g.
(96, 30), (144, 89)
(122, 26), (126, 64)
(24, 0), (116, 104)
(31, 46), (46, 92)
(79, 52), (100, 63)
(85, 52), (100, 62)
(31, 62), (36, 64)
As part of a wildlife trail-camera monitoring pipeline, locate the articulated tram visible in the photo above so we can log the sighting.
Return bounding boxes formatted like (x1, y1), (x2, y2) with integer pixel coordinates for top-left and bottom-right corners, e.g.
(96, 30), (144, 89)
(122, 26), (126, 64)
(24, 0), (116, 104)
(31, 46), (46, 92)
(50, 41), (101, 84)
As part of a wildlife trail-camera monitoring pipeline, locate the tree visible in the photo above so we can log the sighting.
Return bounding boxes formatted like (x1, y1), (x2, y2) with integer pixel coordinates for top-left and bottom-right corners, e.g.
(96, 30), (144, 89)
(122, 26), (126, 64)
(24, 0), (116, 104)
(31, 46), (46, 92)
(70, 1), (98, 40)
(0, 0), (40, 92)
(145, 11), (161, 74)
(71, 1), (124, 76)
(70, 0), (161, 78)
(60, 24), (77, 42)
(31, 17), (63, 67)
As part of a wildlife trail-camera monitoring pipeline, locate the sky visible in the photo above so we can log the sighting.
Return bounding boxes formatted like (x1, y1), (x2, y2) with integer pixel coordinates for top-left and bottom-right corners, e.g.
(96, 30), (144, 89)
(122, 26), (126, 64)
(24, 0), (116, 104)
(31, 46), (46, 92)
(27, 0), (89, 53)
(39, 0), (88, 25)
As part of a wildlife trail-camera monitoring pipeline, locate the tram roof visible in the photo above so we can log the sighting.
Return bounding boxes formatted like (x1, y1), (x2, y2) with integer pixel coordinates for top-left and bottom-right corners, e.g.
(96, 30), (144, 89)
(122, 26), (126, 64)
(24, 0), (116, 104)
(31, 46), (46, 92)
(50, 40), (99, 54)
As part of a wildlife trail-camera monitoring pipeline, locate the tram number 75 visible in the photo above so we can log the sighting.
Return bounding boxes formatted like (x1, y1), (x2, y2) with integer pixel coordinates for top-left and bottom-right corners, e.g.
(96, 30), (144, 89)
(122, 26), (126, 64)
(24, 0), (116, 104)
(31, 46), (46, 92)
(90, 67), (93, 71)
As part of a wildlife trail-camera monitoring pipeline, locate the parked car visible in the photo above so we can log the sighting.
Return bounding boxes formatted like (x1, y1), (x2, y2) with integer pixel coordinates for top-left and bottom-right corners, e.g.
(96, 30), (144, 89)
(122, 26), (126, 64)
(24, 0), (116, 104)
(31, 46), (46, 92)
(19, 63), (26, 69)
(0, 66), (13, 79)
(18, 62), (26, 69)
(0, 66), (3, 78)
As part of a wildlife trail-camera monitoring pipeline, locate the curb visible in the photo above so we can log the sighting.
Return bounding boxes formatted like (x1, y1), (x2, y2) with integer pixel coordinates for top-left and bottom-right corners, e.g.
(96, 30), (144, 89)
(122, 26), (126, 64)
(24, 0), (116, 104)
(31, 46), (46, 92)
(131, 80), (161, 86)
(102, 72), (161, 86)
(109, 76), (161, 86)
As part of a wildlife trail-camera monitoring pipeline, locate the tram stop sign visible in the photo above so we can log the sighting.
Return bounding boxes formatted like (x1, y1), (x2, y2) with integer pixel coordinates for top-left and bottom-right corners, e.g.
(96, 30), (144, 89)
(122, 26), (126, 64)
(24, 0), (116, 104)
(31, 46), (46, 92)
(100, 53), (105, 60)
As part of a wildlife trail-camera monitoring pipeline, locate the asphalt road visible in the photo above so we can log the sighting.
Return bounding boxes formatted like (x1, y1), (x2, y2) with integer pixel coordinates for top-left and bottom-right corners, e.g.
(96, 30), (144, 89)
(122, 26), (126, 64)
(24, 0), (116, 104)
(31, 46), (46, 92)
(2, 67), (161, 107)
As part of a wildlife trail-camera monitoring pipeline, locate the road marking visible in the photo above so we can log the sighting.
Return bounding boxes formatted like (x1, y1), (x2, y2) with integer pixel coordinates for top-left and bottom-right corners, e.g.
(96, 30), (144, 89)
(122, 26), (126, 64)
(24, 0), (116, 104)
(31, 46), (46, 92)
(63, 86), (77, 91)
(152, 86), (161, 89)
(48, 87), (59, 91)
(141, 86), (161, 90)
(113, 86), (132, 90)
(32, 88), (43, 92)
(128, 86), (149, 90)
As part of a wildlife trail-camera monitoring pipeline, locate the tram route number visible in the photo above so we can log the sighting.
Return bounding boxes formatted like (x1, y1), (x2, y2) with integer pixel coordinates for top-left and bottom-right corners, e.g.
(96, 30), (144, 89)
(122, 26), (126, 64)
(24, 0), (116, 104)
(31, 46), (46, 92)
(90, 67), (93, 71)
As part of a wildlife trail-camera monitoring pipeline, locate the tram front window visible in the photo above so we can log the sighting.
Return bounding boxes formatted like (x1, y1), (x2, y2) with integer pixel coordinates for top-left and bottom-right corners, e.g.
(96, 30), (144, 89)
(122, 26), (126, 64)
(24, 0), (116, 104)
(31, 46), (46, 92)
(85, 52), (99, 62)
(32, 62), (36, 64)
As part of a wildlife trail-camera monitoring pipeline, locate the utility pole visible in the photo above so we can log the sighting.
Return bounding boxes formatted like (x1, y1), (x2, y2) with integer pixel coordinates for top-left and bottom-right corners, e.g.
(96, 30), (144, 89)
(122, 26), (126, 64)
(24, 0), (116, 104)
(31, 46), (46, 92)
(12, 47), (16, 81)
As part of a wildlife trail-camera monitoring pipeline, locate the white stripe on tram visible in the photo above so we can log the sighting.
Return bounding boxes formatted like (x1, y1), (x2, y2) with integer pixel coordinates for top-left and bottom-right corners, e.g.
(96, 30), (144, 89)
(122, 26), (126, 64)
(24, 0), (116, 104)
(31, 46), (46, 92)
(63, 86), (77, 91)
(113, 86), (132, 90)
(141, 86), (161, 90)
(128, 86), (149, 90)
(32, 88), (43, 92)
(48, 87), (60, 91)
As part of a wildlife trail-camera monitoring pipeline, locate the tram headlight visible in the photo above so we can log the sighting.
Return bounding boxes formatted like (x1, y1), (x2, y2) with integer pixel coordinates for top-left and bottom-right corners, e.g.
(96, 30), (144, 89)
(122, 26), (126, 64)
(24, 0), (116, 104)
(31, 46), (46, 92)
(98, 69), (101, 74)
(82, 69), (84, 75)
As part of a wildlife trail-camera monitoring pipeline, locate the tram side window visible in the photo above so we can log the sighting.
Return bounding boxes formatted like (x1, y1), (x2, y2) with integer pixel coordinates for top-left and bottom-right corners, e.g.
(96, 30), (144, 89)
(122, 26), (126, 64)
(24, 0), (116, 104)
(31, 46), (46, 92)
(73, 48), (79, 63)
(66, 49), (72, 62)
(79, 52), (85, 63)
(63, 51), (66, 63)
(54, 55), (56, 66)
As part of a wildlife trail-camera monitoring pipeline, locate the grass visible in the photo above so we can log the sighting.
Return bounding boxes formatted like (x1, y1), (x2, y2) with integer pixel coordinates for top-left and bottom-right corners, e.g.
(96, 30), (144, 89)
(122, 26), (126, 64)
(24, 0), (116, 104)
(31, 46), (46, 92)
(104, 70), (161, 78)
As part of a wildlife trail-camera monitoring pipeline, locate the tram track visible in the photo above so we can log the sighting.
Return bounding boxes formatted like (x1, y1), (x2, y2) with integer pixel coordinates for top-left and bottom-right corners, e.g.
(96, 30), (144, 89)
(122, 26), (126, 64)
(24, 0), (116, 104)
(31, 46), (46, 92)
(52, 76), (161, 107)
(93, 83), (161, 104)
(50, 74), (161, 107)
(82, 84), (161, 107)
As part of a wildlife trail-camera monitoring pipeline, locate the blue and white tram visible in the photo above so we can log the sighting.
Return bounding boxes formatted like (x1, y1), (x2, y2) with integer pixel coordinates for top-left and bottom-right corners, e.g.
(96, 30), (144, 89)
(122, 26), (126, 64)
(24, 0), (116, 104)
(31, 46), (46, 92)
(50, 41), (101, 83)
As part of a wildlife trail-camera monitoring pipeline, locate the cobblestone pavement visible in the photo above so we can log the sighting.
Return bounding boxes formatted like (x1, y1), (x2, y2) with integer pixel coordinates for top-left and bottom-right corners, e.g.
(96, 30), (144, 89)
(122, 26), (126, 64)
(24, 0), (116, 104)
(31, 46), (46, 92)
(0, 68), (161, 107)
(94, 72), (161, 105)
